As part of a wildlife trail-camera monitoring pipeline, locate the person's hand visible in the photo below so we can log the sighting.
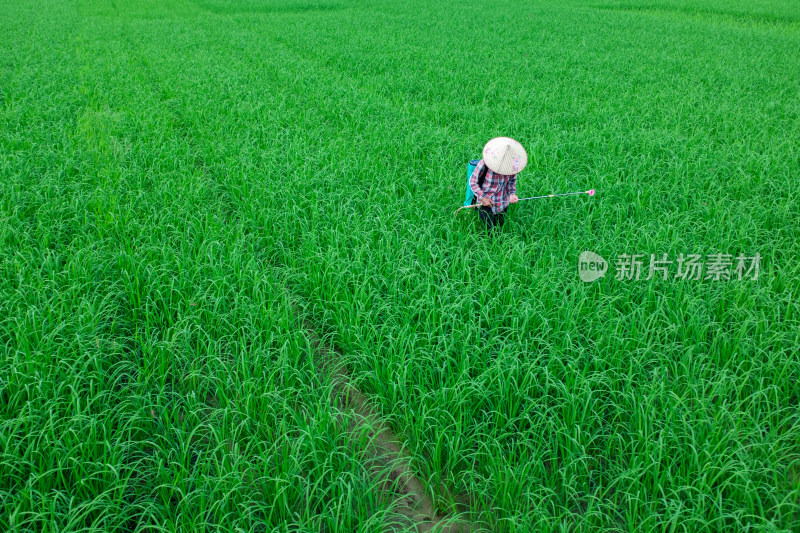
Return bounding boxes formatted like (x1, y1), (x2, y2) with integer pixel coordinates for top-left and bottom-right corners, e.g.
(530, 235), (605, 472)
(509, 194), (519, 204)
(480, 197), (492, 207)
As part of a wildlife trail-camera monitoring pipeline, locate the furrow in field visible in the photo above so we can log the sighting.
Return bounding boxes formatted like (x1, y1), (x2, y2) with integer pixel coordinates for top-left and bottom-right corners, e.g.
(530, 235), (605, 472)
(300, 311), (480, 533)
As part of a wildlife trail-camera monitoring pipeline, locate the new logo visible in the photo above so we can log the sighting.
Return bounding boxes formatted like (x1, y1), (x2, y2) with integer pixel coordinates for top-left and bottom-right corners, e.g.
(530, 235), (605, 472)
(579, 251), (607, 282)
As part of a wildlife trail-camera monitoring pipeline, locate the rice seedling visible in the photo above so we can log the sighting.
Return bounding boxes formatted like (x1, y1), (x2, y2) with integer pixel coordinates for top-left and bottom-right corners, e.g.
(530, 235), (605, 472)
(1, 0), (799, 531)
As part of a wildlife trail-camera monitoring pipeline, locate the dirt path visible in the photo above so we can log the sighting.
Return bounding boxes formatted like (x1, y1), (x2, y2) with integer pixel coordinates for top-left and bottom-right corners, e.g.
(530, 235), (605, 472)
(303, 322), (479, 532)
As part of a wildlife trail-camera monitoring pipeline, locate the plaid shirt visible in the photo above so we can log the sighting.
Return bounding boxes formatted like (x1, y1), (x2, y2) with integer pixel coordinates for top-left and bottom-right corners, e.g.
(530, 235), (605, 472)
(469, 159), (517, 214)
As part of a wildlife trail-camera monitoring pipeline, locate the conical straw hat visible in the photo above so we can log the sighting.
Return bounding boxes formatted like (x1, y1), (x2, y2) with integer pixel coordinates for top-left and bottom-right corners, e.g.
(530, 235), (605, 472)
(482, 137), (527, 175)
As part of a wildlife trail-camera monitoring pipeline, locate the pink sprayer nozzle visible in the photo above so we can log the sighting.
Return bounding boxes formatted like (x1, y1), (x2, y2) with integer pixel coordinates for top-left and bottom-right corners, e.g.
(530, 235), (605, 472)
(588, 189), (596, 196)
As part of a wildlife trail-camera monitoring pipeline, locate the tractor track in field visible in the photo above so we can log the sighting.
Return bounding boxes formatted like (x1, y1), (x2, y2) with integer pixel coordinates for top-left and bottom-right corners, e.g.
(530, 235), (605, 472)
(301, 319), (480, 533)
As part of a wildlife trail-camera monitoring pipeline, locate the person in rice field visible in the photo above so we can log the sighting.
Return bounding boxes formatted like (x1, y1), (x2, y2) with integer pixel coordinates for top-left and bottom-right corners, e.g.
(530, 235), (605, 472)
(468, 137), (527, 234)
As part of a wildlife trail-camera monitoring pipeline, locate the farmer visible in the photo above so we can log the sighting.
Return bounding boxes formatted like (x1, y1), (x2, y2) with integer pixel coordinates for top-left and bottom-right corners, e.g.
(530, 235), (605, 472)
(469, 137), (527, 233)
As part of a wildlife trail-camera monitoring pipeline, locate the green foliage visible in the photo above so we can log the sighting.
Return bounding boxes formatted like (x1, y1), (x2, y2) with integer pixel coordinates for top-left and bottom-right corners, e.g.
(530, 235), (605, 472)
(1, 0), (799, 531)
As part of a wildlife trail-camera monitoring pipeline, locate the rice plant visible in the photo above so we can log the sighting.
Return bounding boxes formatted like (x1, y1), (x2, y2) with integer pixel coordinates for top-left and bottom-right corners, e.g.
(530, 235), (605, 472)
(1, 0), (799, 531)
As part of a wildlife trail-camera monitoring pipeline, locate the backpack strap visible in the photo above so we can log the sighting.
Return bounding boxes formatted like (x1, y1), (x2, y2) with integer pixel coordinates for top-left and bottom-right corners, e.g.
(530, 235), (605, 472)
(477, 162), (489, 188)
(471, 162), (490, 205)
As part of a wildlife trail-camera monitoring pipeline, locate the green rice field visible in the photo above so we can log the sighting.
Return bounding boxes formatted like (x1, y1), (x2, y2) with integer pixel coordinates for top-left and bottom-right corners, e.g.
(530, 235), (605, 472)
(1, 0), (799, 531)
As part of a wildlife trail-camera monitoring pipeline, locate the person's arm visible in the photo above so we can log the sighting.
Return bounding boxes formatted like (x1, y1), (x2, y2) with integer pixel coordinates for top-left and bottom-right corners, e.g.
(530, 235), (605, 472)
(508, 174), (518, 196)
(508, 174), (519, 203)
